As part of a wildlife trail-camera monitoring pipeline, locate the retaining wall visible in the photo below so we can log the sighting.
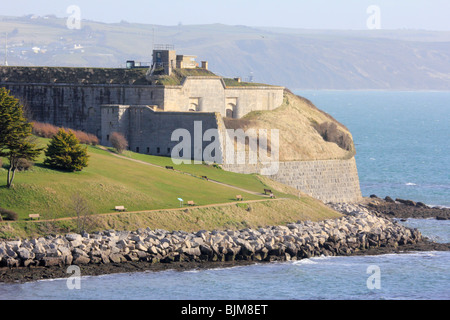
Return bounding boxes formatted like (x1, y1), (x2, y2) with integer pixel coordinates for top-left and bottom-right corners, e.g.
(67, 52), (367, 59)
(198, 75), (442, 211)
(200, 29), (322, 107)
(223, 158), (362, 203)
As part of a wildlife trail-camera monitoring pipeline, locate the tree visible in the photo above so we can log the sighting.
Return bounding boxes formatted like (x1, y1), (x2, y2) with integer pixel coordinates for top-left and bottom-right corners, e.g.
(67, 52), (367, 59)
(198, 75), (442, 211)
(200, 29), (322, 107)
(44, 128), (89, 172)
(70, 193), (92, 233)
(0, 88), (43, 188)
(110, 131), (128, 154)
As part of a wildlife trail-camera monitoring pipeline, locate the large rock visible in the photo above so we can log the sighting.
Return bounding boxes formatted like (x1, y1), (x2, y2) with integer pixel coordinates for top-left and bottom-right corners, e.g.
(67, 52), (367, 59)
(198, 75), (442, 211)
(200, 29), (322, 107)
(66, 233), (82, 242)
(17, 248), (33, 260)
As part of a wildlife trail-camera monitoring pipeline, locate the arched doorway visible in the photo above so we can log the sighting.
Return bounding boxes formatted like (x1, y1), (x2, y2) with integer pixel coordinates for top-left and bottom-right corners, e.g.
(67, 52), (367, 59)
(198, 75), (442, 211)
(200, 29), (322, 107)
(189, 103), (198, 112)
(226, 103), (237, 118)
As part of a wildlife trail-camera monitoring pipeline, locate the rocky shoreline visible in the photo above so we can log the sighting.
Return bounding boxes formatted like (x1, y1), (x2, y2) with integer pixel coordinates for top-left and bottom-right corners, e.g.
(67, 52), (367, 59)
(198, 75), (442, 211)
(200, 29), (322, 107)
(2, 201), (447, 284)
(364, 195), (450, 220)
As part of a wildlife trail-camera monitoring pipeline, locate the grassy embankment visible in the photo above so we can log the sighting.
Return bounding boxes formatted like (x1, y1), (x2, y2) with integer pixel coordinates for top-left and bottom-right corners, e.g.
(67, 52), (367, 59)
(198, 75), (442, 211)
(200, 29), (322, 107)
(0, 137), (341, 239)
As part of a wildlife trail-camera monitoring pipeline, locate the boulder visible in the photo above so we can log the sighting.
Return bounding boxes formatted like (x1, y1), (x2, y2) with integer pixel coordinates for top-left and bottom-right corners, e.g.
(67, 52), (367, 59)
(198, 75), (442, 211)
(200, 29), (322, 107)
(135, 242), (148, 252)
(73, 255), (90, 265)
(41, 257), (64, 267)
(66, 233), (82, 242)
(17, 248), (33, 260)
(109, 253), (125, 263)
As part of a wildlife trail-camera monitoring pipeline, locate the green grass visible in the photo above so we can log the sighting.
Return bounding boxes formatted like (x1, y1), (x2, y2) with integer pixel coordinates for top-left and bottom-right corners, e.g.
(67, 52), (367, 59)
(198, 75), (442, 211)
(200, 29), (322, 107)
(223, 78), (277, 87)
(0, 137), (341, 240)
(153, 68), (218, 85)
(0, 137), (274, 221)
(115, 149), (282, 196)
(0, 198), (342, 240)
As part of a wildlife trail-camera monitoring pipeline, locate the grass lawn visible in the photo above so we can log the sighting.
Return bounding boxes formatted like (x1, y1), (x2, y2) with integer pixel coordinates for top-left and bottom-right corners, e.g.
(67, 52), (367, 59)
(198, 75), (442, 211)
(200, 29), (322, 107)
(116, 149), (279, 196)
(0, 138), (270, 221)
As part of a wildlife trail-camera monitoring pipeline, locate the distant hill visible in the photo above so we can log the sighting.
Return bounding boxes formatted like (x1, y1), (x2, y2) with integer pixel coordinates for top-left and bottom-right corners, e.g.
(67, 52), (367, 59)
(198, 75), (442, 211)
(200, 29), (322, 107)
(1, 15), (449, 90)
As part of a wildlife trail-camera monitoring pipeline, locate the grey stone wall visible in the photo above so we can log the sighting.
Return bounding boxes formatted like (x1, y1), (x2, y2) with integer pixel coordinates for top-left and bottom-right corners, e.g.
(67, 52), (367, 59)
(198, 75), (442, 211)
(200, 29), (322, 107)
(102, 105), (224, 161)
(1, 78), (283, 140)
(2, 83), (161, 140)
(223, 158), (362, 203)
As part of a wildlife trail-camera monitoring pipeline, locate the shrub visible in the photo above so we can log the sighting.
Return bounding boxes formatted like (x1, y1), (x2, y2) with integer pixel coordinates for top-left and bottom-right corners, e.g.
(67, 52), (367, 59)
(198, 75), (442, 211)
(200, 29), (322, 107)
(16, 158), (34, 171)
(44, 129), (89, 172)
(110, 132), (128, 154)
(314, 121), (354, 152)
(32, 121), (59, 138)
(0, 207), (18, 221)
(32, 122), (99, 145)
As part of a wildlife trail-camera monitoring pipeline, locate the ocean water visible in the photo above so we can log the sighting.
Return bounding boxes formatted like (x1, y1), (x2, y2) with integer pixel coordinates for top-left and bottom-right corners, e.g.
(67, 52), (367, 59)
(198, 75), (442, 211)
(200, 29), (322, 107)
(295, 90), (450, 207)
(0, 219), (448, 300)
(0, 91), (449, 300)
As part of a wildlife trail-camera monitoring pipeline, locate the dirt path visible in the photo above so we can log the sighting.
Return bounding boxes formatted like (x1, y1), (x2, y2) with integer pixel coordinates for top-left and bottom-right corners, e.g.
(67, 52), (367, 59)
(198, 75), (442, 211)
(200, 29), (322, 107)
(24, 198), (287, 223)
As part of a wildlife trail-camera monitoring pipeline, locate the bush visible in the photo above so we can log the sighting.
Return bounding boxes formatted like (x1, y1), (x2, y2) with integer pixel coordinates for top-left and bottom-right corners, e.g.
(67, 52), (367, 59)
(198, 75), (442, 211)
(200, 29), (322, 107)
(44, 129), (89, 172)
(314, 121), (354, 152)
(32, 121), (59, 138)
(32, 122), (99, 146)
(0, 207), (18, 221)
(110, 132), (128, 154)
(16, 158), (34, 171)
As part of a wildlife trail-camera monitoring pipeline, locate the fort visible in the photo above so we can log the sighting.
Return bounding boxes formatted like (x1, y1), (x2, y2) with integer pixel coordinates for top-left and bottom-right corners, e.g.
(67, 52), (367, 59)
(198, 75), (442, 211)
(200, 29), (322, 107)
(0, 47), (362, 203)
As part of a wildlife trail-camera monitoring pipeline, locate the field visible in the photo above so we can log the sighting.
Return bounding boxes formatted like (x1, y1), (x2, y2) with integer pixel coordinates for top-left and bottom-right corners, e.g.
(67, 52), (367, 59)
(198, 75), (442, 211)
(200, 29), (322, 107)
(0, 138), (275, 220)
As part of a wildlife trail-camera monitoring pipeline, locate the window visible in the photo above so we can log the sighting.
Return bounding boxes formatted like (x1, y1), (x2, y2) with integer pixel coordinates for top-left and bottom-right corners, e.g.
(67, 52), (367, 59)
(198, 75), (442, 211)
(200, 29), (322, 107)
(136, 147), (140, 153)
(147, 147), (150, 153)
(157, 147), (160, 153)
(167, 148), (171, 154)
(106, 134), (109, 141)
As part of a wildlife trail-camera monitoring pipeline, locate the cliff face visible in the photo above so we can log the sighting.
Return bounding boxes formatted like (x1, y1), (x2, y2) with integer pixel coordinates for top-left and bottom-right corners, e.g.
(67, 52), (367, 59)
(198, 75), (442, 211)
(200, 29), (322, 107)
(223, 90), (356, 162)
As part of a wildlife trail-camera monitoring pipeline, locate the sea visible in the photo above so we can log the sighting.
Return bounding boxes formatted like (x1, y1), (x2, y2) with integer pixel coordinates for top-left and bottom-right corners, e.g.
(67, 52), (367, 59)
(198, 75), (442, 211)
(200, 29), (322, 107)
(0, 91), (449, 300)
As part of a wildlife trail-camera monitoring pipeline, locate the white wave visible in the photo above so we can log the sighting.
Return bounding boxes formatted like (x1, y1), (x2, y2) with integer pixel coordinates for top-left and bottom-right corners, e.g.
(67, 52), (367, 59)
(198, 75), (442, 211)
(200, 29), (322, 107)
(293, 258), (318, 265)
(428, 204), (450, 209)
(405, 182), (417, 186)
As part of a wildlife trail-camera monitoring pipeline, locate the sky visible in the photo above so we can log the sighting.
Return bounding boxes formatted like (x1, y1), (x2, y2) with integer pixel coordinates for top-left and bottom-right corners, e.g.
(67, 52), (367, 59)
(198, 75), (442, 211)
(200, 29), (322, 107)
(2, 0), (450, 30)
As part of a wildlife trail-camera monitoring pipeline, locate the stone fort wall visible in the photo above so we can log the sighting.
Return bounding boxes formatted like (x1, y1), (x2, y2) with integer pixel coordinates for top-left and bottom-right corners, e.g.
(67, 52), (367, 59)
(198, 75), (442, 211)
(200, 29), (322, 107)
(0, 67), (361, 203)
(223, 158), (362, 203)
(0, 67), (284, 141)
(101, 105), (225, 161)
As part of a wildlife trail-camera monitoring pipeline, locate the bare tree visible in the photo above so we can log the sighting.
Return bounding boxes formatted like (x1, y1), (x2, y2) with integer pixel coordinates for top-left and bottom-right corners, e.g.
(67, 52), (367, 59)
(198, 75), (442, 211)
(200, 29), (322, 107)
(70, 193), (92, 234)
(110, 132), (128, 154)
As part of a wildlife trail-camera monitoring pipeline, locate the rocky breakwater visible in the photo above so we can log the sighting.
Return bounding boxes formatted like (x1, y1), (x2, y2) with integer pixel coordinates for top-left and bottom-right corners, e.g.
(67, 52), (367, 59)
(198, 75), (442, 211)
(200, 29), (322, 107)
(0, 211), (423, 271)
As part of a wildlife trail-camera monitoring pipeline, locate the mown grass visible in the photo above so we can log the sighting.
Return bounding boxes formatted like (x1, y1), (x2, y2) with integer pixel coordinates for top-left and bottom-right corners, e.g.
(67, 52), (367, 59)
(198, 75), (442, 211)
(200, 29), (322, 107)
(115, 149), (283, 197)
(0, 137), (268, 221)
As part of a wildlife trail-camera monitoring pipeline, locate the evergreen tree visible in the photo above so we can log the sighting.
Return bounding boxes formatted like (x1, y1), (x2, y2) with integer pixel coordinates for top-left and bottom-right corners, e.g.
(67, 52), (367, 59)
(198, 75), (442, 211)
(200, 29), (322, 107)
(0, 88), (43, 188)
(44, 129), (89, 172)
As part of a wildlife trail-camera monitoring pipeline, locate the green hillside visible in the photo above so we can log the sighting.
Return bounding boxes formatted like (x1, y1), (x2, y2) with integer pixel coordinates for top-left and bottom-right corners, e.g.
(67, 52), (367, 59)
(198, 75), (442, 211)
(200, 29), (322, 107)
(0, 137), (274, 221)
(0, 138), (344, 239)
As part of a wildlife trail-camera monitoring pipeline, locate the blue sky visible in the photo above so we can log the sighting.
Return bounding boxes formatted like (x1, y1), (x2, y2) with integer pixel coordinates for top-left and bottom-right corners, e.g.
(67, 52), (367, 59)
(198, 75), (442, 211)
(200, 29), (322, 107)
(3, 0), (450, 30)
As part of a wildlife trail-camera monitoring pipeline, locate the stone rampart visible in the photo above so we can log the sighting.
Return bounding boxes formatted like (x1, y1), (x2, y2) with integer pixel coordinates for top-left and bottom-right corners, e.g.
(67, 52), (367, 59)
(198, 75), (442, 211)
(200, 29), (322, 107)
(223, 158), (362, 203)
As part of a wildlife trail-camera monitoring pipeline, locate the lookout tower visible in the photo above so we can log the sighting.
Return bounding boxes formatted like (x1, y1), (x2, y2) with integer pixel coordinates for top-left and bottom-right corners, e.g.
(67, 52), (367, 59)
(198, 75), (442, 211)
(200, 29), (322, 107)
(152, 44), (176, 75)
